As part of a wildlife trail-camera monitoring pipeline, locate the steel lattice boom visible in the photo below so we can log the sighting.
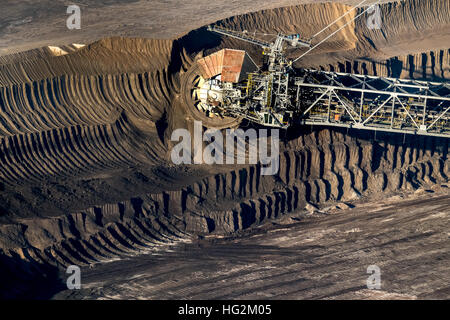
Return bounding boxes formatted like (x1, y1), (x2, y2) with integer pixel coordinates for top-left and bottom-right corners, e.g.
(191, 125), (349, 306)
(295, 70), (450, 137)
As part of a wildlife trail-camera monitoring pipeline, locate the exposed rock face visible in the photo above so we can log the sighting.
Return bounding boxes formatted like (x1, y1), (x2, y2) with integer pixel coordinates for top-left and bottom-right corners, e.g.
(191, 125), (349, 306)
(324, 49), (450, 80)
(1, 128), (447, 270)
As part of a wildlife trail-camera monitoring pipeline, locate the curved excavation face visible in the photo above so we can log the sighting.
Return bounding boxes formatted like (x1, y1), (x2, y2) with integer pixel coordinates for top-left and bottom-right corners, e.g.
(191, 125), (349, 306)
(179, 61), (242, 128)
(0, 0), (448, 299)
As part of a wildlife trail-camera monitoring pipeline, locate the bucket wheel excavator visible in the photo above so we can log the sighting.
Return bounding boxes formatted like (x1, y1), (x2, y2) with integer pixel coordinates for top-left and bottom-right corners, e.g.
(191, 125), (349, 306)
(189, 0), (450, 137)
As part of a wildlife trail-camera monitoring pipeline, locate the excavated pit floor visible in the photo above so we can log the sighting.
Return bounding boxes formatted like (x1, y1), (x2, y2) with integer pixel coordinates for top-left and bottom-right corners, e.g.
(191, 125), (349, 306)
(53, 189), (450, 300)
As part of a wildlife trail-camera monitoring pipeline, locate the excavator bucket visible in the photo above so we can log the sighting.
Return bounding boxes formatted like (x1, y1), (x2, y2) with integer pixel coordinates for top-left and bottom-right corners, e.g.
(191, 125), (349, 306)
(197, 49), (258, 83)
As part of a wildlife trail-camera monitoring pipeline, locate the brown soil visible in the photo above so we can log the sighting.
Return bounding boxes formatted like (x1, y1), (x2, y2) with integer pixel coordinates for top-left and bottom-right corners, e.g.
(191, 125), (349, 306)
(51, 190), (450, 300)
(0, 0), (448, 299)
(0, 1), (397, 55)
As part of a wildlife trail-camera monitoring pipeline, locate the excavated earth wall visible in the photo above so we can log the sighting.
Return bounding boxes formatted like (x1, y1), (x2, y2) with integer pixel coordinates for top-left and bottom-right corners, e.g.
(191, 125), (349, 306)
(0, 0), (448, 298)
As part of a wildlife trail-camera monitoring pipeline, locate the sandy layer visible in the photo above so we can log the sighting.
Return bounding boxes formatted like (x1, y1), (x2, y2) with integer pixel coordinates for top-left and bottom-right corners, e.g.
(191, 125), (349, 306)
(0, 1), (396, 55)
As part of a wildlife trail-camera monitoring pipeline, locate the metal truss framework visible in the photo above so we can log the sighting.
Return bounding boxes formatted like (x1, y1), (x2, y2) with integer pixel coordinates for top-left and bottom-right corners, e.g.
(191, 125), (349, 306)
(295, 70), (450, 138)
